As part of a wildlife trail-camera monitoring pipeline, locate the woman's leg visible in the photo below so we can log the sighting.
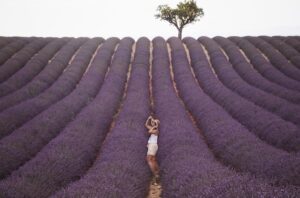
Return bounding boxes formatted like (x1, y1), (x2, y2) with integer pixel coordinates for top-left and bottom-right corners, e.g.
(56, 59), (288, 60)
(146, 155), (159, 176)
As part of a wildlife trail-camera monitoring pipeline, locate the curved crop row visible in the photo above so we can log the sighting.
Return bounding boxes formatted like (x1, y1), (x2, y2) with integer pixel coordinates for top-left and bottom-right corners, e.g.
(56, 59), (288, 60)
(195, 37), (300, 152)
(261, 36), (300, 69)
(273, 36), (285, 40)
(0, 38), (69, 97)
(284, 37), (300, 52)
(0, 38), (134, 198)
(214, 36), (300, 104)
(0, 38), (86, 112)
(174, 37), (300, 185)
(0, 38), (50, 84)
(52, 37), (151, 198)
(0, 37), (14, 50)
(0, 38), (102, 139)
(200, 37), (300, 127)
(0, 38), (119, 179)
(153, 37), (300, 197)
(230, 37), (300, 92)
(0, 38), (29, 66)
(246, 36), (300, 82)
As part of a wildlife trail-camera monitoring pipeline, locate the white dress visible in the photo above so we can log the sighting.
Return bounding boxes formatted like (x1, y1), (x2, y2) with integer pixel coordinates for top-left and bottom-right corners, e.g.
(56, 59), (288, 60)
(147, 134), (158, 156)
(148, 134), (158, 144)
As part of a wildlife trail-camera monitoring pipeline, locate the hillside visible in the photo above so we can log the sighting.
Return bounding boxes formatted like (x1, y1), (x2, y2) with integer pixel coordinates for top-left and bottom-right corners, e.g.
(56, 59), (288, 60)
(0, 36), (300, 198)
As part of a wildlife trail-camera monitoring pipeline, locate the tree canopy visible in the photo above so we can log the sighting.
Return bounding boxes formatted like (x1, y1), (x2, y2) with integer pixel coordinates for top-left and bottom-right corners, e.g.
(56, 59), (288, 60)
(155, 0), (204, 39)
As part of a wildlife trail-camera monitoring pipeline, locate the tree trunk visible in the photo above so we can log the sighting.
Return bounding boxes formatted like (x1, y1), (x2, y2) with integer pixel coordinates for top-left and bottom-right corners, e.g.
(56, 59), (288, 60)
(178, 28), (183, 40)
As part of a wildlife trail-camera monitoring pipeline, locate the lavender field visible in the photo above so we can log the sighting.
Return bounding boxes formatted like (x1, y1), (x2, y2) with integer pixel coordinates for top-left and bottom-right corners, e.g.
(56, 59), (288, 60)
(0, 36), (300, 198)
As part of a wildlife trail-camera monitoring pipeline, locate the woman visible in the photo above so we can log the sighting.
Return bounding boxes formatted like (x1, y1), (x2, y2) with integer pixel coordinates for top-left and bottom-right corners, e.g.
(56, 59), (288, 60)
(145, 115), (160, 185)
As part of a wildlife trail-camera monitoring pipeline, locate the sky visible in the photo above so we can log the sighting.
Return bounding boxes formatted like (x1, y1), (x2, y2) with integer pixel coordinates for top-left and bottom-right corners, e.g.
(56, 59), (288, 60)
(0, 0), (299, 39)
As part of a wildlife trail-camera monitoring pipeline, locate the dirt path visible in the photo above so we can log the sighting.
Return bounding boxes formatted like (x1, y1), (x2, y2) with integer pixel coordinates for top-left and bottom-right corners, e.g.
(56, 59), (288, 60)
(147, 177), (162, 198)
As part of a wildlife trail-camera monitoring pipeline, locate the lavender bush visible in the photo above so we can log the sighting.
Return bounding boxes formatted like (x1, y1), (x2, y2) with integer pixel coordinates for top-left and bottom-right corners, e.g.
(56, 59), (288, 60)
(261, 36), (300, 69)
(173, 37), (300, 185)
(0, 38), (119, 179)
(0, 38), (69, 96)
(0, 38), (86, 112)
(0, 37), (133, 198)
(284, 37), (300, 52)
(154, 36), (300, 197)
(0, 38), (50, 84)
(0, 38), (29, 65)
(193, 37), (300, 152)
(230, 37), (300, 92)
(52, 37), (151, 198)
(214, 36), (300, 104)
(0, 38), (102, 138)
(0, 37), (13, 49)
(199, 37), (300, 127)
(246, 36), (300, 81)
(0, 36), (299, 198)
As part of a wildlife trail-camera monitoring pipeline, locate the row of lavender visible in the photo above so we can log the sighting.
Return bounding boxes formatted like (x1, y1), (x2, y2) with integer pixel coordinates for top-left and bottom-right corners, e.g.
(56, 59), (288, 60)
(52, 37), (151, 198)
(211, 36), (300, 151)
(204, 37), (300, 126)
(215, 37), (300, 120)
(164, 37), (300, 197)
(282, 36), (300, 52)
(0, 37), (15, 49)
(248, 37), (300, 81)
(181, 37), (300, 185)
(195, 37), (300, 152)
(0, 38), (102, 139)
(0, 36), (299, 197)
(0, 38), (51, 85)
(0, 38), (117, 178)
(52, 36), (300, 197)
(0, 37), (133, 197)
(0, 38), (69, 96)
(231, 37), (300, 92)
(0, 37), (86, 111)
(0, 37), (32, 68)
(214, 37), (300, 104)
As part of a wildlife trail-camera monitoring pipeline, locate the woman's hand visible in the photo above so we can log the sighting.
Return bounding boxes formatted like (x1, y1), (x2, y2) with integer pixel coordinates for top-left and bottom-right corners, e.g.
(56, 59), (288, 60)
(145, 116), (160, 135)
(145, 116), (153, 130)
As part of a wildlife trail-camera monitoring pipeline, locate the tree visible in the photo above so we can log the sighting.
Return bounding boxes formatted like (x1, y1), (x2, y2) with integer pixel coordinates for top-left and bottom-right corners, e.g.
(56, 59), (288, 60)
(155, 0), (204, 39)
